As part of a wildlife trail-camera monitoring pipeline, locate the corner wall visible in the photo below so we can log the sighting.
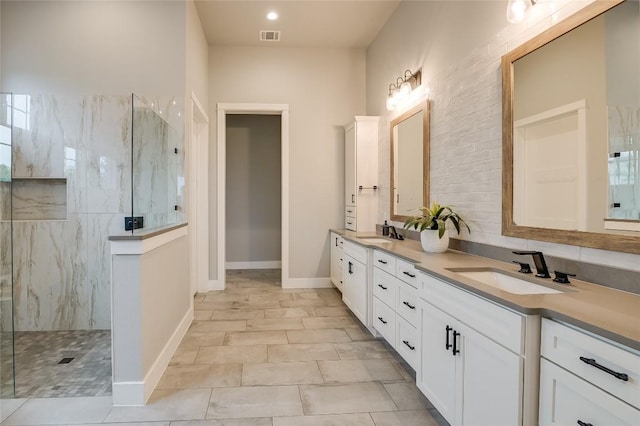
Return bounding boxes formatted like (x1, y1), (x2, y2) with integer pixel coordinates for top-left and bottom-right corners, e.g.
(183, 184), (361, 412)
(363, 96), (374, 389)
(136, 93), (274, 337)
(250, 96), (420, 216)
(366, 0), (640, 272)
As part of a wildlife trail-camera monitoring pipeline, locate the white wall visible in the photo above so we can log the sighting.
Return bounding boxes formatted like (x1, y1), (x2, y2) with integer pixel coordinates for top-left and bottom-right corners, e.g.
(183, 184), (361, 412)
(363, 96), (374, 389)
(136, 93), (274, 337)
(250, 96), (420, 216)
(209, 46), (366, 280)
(367, 0), (640, 272)
(185, 0), (209, 109)
(226, 115), (281, 266)
(1, 0), (185, 95)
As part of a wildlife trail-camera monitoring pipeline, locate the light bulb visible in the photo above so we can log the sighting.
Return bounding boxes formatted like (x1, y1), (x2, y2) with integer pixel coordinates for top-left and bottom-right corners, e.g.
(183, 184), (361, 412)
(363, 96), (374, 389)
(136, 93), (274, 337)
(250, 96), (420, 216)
(400, 82), (412, 96)
(506, 0), (532, 23)
(267, 11), (278, 20)
(386, 96), (396, 111)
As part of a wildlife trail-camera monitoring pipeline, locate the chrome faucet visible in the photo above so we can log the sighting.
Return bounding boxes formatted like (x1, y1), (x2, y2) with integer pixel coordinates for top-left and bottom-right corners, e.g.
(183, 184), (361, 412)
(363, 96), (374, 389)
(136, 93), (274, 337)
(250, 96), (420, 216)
(512, 251), (551, 278)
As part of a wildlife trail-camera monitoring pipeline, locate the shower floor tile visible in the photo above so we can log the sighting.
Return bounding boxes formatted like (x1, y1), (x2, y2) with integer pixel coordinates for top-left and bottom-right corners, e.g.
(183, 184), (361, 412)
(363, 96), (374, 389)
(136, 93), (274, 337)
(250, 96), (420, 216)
(12, 330), (111, 398)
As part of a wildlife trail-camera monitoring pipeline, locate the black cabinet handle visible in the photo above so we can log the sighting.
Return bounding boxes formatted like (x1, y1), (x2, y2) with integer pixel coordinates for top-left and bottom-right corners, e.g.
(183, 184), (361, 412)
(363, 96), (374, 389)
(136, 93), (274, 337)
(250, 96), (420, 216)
(377, 284), (388, 290)
(452, 330), (460, 355)
(402, 301), (416, 310)
(335, 237), (338, 247)
(351, 194), (355, 203)
(347, 209), (353, 213)
(347, 221), (353, 225)
(402, 340), (415, 351)
(378, 316), (387, 324)
(377, 259), (388, 265)
(402, 271), (416, 278)
(348, 261), (353, 275)
(579, 356), (629, 381)
(445, 325), (453, 350)
(577, 421), (593, 426)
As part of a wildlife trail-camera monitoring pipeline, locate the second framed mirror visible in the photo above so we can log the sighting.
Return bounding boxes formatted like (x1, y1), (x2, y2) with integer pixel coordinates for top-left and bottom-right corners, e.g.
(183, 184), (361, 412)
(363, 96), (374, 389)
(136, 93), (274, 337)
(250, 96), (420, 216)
(390, 101), (430, 222)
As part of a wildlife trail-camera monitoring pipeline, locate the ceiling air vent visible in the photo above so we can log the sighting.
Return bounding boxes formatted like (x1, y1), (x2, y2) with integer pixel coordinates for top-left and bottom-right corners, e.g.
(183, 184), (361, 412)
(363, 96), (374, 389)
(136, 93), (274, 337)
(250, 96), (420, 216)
(260, 30), (281, 42)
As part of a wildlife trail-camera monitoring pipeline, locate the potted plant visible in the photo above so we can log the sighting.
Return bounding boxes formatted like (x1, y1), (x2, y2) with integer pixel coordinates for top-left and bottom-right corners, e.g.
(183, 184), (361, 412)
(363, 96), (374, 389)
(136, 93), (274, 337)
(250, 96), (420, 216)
(403, 202), (470, 253)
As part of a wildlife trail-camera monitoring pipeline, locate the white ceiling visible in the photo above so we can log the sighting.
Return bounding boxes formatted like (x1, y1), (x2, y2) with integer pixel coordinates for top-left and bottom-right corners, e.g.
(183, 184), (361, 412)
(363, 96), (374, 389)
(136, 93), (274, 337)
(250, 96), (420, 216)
(194, 0), (401, 48)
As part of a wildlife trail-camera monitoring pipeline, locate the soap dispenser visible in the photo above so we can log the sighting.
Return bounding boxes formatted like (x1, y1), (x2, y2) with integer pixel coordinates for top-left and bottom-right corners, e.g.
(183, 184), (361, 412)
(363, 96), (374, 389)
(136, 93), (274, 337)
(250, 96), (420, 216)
(382, 220), (390, 236)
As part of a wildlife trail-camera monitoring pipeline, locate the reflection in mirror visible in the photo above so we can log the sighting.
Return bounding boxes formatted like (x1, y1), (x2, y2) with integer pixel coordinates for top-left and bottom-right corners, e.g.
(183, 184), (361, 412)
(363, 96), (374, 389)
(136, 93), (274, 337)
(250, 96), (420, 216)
(503, 0), (640, 253)
(390, 101), (429, 221)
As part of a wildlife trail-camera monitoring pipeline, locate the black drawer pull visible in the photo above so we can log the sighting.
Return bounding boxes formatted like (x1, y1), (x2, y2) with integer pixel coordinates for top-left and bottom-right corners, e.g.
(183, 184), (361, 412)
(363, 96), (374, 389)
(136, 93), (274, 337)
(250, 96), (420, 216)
(348, 261), (353, 275)
(402, 271), (416, 278)
(347, 210), (353, 213)
(445, 325), (453, 350)
(452, 330), (460, 355)
(377, 284), (388, 290)
(579, 356), (629, 381)
(377, 259), (388, 265)
(577, 421), (593, 426)
(335, 237), (338, 247)
(347, 221), (353, 225)
(377, 316), (387, 324)
(402, 301), (416, 310)
(402, 340), (415, 351)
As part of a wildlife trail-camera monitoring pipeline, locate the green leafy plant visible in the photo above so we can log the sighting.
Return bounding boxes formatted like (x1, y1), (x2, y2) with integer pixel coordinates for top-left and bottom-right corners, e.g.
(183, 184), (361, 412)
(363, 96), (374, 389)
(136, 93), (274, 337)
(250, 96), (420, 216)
(403, 201), (470, 239)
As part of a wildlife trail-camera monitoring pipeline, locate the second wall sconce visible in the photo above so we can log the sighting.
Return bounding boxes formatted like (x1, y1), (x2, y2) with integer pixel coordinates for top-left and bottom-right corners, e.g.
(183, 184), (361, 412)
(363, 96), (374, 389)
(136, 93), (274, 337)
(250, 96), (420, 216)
(386, 69), (422, 111)
(506, 0), (536, 24)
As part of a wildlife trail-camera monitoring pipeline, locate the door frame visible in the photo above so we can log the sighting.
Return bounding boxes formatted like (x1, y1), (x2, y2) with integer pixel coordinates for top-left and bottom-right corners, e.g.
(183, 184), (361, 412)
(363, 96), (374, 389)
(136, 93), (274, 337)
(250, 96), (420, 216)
(188, 92), (210, 296)
(216, 103), (290, 289)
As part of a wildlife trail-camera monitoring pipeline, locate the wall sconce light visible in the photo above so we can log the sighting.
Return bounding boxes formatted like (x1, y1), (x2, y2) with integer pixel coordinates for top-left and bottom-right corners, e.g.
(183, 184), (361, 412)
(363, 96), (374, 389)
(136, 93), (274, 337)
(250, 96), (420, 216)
(386, 69), (422, 111)
(506, 0), (536, 24)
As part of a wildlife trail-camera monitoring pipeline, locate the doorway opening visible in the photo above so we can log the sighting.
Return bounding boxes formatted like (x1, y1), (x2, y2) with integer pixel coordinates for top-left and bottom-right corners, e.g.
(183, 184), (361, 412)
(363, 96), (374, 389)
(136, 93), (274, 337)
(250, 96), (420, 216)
(225, 114), (282, 280)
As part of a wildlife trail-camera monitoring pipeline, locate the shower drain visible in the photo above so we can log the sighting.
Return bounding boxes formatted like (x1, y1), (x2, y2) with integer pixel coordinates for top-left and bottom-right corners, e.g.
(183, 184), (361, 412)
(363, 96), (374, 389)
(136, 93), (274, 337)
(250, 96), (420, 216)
(58, 357), (74, 364)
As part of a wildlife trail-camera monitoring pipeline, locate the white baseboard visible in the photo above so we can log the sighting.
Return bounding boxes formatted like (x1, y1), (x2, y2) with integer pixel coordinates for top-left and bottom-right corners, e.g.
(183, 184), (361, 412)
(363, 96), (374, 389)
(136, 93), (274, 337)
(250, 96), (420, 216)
(225, 261), (282, 269)
(203, 279), (225, 291)
(112, 307), (193, 406)
(282, 277), (333, 289)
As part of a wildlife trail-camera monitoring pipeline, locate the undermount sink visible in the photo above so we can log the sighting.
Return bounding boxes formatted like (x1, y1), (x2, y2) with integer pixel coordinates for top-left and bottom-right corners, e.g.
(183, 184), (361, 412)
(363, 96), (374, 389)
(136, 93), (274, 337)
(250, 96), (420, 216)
(359, 237), (393, 243)
(446, 267), (565, 295)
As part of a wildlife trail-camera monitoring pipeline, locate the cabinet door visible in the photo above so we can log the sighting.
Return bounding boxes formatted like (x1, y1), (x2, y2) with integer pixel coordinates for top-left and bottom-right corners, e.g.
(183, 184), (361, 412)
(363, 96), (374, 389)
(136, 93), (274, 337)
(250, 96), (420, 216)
(344, 125), (356, 206)
(540, 359), (640, 426)
(330, 234), (343, 290)
(418, 302), (457, 424)
(459, 323), (523, 426)
(343, 255), (367, 324)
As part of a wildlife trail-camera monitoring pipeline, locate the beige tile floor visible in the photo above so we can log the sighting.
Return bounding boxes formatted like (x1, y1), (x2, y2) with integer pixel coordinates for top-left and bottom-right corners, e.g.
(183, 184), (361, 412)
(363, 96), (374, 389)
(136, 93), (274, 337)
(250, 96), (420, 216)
(1, 270), (448, 425)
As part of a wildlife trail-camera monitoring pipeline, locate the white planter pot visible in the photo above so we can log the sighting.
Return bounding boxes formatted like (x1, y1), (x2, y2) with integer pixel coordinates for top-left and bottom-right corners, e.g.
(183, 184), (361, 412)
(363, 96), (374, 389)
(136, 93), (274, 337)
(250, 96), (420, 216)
(420, 229), (449, 253)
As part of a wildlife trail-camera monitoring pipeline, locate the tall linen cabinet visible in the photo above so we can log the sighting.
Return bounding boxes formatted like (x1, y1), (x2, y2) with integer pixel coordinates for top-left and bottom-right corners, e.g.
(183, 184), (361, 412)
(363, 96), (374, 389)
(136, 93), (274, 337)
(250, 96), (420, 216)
(344, 116), (379, 232)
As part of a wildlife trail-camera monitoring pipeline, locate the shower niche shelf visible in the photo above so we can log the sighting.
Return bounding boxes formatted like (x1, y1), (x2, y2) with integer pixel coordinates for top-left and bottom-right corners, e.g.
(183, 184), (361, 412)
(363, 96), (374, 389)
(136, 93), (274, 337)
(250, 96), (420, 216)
(12, 177), (67, 220)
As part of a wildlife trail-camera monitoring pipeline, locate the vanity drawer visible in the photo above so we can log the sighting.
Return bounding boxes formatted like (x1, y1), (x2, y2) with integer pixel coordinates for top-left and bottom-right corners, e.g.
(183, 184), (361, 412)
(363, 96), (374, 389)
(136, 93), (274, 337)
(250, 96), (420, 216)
(345, 206), (357, 217)
(345, 216), (356, 231)
(541, 318), (640, 408)
(343, 240), (367, 264)
(373, 297), (396, 345)
(540, 358), (640, 425)
(420, 271), (524, 354)
(396, 317), (419, 370)
(397, 283), (419, 327)
(373, 250), (396, 275)
(373, 267), (398, 309)
(396, 258), (419, 288)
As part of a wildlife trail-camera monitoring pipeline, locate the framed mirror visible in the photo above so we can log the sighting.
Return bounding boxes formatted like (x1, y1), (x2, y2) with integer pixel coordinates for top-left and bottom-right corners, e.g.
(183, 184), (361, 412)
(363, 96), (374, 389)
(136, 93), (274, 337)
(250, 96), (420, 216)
(390, 101), (429, 222)
(502, 0), (640, 254)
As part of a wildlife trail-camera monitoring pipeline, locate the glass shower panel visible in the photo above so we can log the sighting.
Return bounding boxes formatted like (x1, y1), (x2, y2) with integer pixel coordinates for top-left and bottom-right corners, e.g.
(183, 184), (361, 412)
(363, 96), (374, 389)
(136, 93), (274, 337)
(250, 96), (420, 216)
(131, 95), (181, 231)
(0, 93), (15, 398)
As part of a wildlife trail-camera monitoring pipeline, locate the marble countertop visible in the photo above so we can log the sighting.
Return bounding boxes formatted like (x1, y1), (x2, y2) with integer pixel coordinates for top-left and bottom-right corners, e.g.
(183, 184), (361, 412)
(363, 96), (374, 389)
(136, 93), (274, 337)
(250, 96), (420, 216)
(333, 229), (640, 351)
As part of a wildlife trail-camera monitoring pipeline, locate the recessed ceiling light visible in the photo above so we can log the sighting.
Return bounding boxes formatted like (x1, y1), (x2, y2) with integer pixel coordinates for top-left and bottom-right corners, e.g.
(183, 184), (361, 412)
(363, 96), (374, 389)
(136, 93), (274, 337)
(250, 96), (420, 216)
(267, 11), (278, 21)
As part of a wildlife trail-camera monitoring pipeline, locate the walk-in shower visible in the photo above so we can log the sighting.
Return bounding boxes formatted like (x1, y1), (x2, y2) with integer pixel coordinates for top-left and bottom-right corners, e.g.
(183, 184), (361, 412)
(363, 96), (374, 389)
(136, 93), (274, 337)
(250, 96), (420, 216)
(0, 93), (184, 398)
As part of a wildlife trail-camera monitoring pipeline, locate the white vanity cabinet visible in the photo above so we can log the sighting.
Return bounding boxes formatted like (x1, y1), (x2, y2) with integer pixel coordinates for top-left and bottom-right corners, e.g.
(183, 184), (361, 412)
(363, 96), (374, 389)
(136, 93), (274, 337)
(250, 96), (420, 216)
(330, 232), (343, 292)
(344, 116), (379, 232)
(342, 241), (369, 325)
(371, 250), (421, 370)
(418, 271), (529, 426)
(539, 318), (640, 425)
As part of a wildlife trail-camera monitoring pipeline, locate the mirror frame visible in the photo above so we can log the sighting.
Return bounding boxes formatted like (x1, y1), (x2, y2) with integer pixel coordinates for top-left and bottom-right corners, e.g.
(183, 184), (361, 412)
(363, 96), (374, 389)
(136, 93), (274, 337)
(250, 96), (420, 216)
(390, 100), (430, 222)
(502, 0), (640, 254)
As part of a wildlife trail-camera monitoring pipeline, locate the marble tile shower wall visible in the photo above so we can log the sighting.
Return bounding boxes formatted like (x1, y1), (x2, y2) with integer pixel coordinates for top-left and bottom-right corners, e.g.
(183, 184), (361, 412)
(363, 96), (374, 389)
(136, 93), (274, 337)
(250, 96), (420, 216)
(10, 95), (184, 331)
(378, 0), (640, 272)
